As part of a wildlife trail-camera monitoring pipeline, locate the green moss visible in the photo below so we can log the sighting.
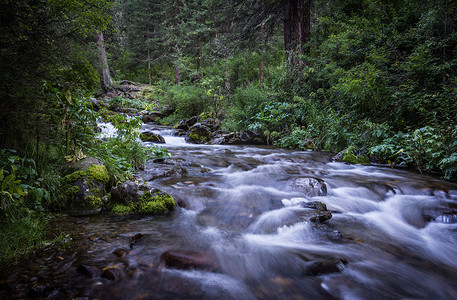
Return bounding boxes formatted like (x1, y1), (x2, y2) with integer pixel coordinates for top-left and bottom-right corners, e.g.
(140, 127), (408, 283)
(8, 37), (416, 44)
(84, 195), (103, 210)
(66, 185), (81, 197)
(87, 164), (110, 184)
(342, 152), (370, 164)
(63, 170), (86, 183)
(189, 132), (208, 143)
(111, 203), (135, 214)
(138, 200), (166, 214)
(199, 112), (212, 121)
(154, 194), (176, 210)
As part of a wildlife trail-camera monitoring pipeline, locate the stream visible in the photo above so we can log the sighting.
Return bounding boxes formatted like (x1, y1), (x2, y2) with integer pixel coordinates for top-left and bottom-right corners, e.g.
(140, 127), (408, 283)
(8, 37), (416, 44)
(1, 124), (457, 299)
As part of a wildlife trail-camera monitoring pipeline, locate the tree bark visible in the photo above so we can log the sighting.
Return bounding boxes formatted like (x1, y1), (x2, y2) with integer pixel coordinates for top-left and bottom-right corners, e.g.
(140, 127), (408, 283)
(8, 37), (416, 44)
(175, 64), (180, 84)
(148, 49), (152, 85)
(96, 31), (113, 91)
(283, 0), (311, 64)
(259, 19), (265, 83)
(174, 0), (180, 84)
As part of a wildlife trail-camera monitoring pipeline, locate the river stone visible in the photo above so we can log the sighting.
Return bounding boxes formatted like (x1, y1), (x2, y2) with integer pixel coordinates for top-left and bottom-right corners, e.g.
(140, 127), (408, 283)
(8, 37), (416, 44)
(211, 130), (266, 145)
(102, 266), (125, 281)
(173, 129), (187, 136)
(239, 130), (265, 145)
(60, 157), (110, 216)
(140, 131), (166, 143)
(292, 177), (327, 197)
(303, 258), (347, 276)
(109, 180), (176, 214)
(175, 116), (198, 131)
(160, 250), (220, 272)
(77, 264), (99, 278)
(185, 123), (211, 144)
(200, 118), (221, 130)
(142, 111), (164, 123)
(309, 211), (332, 223)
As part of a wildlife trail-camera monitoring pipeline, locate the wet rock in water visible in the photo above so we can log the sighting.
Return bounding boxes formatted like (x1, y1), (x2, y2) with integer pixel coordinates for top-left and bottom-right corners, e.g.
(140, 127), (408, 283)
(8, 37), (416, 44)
(77, 264), (99, 278)
(302, 201), (328, 211)
(113, 248), (130, 258)
(29, 285), (47, 297)
(291, 177), (327, 197)
(140, 131), (166, 143)
(102, 266), (125, 281)
(160, 250), (220, 272)
(59, 157), (110, 216)
(109, 180), (176, 214)
(200, 118), (221, 130)
(173, 129), (187, 136)
(303, 258), (347, 276)
(142, 111), (164, 123)
(175, 116), (198, 131)
(185, 123), (211, 144)
(146, 166), (188, 181)
(239, 130), (265, 145)
(129, 233), (144, 248)
(310, 211), (332, 223)
(211, 130), (266, 145)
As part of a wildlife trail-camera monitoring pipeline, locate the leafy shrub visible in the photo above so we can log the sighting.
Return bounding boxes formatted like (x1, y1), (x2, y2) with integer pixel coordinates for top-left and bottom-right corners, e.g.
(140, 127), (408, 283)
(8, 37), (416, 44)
(108, 96), (146, 111)
(168, 84), (209, 119)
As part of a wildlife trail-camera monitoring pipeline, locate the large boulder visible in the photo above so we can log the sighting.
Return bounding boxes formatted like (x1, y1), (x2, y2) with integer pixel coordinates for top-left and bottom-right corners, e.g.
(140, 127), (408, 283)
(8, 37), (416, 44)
(160, 250), (220, 272)
(60, 157), (110, 216)
(109, 180), (176, 214)
(185, 123), (211, 144)
(140, 131), (166, 143)
(291, 177), (327, 197)
(175, 116), (198, 131)
(200, 118), (221, 130)
(142, 111), (164, 123)
(211, 130), (266, 145)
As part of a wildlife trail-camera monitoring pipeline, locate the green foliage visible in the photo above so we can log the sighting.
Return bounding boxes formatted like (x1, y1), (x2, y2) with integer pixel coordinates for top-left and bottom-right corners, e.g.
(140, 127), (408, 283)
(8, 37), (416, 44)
(228, 85), (269, 131)
(0, 150), (50, 220)
(0, 215), (48, 268)
(108, 96), (146, 111)
(168, 84), (210, 119)
(86, 113), (169, 183)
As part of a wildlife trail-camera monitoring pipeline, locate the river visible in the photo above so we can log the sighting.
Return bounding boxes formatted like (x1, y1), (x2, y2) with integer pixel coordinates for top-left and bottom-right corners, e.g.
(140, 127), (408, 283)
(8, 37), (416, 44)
(1, 124), (457, 299)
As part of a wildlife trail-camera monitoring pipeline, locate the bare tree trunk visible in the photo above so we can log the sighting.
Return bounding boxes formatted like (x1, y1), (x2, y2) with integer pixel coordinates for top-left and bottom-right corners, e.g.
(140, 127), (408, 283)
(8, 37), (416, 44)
(174, 0), (180, 85)
(96, 31), (113, 91)
(175, 64), (180, 84)
(259, 21), (265, 83)
(148, 49), (152, 85)
(283, 0), (311, 65)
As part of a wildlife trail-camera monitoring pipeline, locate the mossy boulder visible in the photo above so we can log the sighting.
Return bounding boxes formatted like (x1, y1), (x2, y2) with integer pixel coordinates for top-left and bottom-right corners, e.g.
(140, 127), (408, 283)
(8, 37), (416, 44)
(333, 149), (370, 165)
(185, 123), (211, 144)
(60, 157), (110, 216)
(140, 131), (166, 143)
(342, 152), (370, 164)
(109, 180), (176, 215)
(175, 116), (199, 131)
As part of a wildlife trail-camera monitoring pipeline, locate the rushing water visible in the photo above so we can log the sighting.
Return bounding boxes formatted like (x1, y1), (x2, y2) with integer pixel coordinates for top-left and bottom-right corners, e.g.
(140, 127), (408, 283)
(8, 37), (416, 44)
(2, 124), (457, 300)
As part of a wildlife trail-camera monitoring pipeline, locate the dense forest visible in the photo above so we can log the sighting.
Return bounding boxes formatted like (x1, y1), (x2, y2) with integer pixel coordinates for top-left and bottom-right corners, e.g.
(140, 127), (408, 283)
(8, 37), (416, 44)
(1, 0), (456, 268)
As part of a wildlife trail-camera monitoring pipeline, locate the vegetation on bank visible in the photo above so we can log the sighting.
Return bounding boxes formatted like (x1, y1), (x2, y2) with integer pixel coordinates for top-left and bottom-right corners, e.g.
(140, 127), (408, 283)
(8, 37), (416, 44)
(1, 0), (456, 267)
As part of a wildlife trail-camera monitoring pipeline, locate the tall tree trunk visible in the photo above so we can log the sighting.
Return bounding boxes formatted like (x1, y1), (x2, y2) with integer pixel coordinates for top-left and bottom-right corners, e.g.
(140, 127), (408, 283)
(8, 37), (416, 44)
(96, 31), (112, 91)
(175, 64), (180, 84)
(283, 0), (311, 65)
(259, 21), (265, 84)
(174, 0), (180, 85)
(148, 49), (152, 85)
